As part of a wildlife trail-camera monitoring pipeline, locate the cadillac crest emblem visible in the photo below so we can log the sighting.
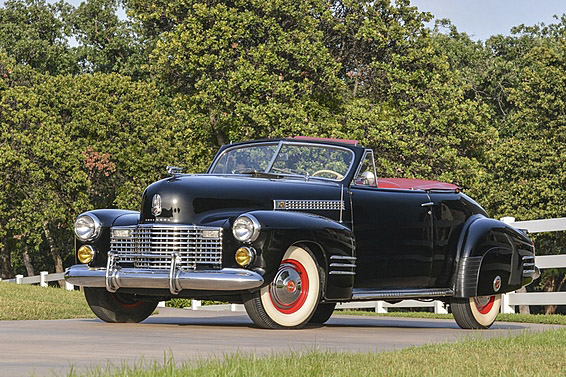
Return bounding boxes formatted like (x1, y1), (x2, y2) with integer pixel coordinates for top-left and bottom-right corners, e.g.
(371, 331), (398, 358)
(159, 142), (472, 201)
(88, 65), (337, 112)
(151, 194), (162, 216)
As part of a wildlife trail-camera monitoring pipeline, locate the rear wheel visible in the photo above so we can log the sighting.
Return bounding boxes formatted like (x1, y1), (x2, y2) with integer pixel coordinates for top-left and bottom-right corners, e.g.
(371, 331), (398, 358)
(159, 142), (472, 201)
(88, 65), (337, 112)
(452, 295), (501, 329)
(84, 287), (158, 323)
(244, 245), (322, 329)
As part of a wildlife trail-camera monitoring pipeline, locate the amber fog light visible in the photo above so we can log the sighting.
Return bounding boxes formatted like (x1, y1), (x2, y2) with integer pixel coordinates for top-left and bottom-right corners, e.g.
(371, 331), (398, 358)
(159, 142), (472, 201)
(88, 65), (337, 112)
(77, 245), (96, 264)
(235, 247), (255, 267)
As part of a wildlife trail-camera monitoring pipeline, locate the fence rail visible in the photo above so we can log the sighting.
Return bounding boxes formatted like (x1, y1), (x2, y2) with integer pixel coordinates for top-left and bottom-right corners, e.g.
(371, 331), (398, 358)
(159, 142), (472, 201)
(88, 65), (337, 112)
(0, 271), (74, 290)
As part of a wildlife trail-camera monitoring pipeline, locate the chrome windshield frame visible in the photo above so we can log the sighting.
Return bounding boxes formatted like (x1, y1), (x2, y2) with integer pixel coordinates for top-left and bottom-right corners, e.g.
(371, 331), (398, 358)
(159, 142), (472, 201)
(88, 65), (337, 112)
(208, 140), (356, 182)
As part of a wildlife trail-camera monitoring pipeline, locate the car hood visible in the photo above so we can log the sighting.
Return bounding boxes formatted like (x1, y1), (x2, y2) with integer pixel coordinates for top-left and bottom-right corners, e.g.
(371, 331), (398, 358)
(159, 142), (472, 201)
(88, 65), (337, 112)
(140, 174), (344, 225)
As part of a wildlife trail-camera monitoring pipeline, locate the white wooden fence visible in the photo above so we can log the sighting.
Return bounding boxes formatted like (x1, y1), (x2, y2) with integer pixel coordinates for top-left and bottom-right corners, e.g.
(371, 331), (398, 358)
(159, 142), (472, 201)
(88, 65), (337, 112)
(0, 271), (74, 290)
(190, 216), (566, 314)
(3, 217), (566, 314)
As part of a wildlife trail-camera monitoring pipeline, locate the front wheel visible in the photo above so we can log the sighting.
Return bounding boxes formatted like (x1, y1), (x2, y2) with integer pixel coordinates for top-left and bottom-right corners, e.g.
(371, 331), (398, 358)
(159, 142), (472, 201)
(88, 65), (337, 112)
(84, 287), (158, 323)
(309, 303), (336, 324)
(451, 295), (501, 329)
(244, 245), (322, 329)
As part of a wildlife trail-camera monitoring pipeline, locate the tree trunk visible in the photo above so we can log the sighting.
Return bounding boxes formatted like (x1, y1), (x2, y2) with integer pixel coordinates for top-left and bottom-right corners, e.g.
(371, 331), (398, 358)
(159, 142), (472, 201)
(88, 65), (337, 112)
(22, 243), (35, 277)
(1, 236), (12, 279)
(210, 111), (226, 147)
(43, 221), (64, 287)
(515, 286), (530, 314)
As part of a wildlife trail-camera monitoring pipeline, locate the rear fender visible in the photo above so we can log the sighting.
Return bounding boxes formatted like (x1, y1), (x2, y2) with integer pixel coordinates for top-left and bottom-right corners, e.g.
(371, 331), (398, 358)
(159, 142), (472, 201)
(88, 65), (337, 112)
(453, 215), (534, 298)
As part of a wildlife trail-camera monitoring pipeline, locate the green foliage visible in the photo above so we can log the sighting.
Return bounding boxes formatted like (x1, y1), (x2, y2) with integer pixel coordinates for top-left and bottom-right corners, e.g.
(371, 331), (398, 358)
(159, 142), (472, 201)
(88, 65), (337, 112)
(0, 0), (78, 75)
(135, 0), (345, 146)
(166, 298), (192, 309)
(68, 0), (148, 78)
(0, 71), (187, 273)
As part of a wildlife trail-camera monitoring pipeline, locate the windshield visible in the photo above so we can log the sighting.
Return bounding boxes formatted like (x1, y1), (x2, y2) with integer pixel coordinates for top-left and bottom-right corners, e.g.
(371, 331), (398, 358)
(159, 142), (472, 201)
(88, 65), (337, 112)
(210, 142), (354, 181)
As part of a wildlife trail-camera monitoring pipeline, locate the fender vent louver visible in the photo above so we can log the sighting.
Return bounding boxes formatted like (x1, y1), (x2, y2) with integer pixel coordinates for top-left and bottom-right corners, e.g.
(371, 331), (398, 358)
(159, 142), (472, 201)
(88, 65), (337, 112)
(273, 200), (345, 211)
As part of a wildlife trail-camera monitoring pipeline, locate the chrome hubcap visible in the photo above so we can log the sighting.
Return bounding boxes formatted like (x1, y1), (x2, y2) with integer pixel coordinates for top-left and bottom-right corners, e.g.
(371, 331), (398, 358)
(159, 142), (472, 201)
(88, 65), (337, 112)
(270, 263), (303, 310)
(474, 296), (491, 308)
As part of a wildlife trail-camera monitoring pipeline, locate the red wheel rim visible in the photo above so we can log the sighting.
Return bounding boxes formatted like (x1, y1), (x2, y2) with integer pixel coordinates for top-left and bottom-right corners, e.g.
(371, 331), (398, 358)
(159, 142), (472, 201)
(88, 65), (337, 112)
(112, 293), (144, 309)
(269, 259), (309, 314)
(474, 296), (495, 314)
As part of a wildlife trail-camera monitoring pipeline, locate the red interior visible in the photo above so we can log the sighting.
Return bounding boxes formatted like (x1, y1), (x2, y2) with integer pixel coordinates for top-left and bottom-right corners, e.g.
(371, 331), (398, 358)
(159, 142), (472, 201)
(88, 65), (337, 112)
(378, 178), (459, 191)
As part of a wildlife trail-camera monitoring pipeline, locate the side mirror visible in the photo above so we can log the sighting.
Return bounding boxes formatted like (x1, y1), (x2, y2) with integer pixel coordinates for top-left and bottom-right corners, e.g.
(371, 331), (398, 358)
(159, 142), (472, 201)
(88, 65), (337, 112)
(360, 171), (376, 186)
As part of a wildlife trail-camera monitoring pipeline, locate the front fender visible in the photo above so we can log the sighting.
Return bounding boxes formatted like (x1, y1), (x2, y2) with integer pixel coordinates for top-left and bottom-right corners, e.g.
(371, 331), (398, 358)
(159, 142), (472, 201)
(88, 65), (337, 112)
(75, 209), (139, 267)
(453, 215), (535, 298)
(236, 210), (355, 300)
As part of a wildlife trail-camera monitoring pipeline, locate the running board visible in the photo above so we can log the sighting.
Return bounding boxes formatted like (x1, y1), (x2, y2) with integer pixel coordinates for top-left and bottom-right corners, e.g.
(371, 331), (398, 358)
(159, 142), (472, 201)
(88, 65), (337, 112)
(351, 288), (454, 301)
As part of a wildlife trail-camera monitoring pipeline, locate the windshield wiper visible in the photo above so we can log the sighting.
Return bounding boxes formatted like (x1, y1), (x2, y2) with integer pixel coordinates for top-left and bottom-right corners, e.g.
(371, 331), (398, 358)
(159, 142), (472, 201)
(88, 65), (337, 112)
(233, 169), (284, 178)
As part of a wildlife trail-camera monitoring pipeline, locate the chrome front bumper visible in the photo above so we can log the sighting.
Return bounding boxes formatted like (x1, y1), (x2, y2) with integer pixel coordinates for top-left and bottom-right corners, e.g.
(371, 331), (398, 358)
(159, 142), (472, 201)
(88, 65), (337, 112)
(64, 264), (264, 294)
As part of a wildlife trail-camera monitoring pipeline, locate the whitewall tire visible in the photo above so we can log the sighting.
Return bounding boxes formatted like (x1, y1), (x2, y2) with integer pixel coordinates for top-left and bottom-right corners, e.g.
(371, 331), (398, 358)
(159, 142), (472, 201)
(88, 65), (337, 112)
(244, 245), (322, 329)
(452, 295), (501, 329)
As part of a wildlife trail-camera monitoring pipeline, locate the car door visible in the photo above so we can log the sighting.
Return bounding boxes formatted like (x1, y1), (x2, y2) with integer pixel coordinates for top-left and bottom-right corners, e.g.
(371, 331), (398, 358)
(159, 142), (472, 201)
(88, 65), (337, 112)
(350, 186), (434, 289)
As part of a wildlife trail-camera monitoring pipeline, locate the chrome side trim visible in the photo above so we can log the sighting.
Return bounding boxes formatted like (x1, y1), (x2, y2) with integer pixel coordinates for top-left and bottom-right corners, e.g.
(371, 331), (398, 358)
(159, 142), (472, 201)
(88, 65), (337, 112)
(329, 255), (356, 276)
(351, 288), (453, 301)
(330, 263), (356, 268)
(65, 264), (264, 292)
(330, 255), (357, 261)
(273, 199), (345, 211)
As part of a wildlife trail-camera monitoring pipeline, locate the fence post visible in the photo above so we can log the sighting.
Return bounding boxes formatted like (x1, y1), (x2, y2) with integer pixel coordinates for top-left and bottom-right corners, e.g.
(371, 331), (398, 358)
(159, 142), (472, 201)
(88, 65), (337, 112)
(374, 301), (387, 313)
(40, 271), (48, 287)
(15, 275), (23, 284)
(500, 216), (516, 225)
(434, 300), (448, 314)
(191, 299), (202, 310)
(500, 293), (515, 314)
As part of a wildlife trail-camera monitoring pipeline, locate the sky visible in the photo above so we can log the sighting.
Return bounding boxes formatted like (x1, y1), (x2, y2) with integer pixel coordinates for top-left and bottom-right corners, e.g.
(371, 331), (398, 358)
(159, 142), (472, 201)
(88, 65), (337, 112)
(410, 0), (566, 41)
(1, 0), (565, 41)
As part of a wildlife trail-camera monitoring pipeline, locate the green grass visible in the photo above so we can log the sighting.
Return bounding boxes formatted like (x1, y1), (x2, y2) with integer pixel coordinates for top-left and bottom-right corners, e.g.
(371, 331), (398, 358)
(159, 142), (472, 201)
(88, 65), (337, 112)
(0, 282), (95, 320)
(338, 309), (566, 325)
(70, 328), (566, 376)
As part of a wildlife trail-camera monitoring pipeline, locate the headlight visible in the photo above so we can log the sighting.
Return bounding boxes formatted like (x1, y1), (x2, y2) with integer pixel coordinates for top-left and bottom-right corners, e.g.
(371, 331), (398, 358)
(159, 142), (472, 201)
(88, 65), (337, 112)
(74, 213), (102, 241)
(232, 215), (260, 242)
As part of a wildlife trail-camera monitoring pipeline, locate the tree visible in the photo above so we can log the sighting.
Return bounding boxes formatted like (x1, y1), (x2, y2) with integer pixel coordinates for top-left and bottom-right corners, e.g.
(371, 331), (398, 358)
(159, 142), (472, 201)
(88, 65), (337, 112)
(68, 0), (147, 78)
(0, 0), (78, 75)
(127, 0), (345, 148)
(0, 70), (188, 276)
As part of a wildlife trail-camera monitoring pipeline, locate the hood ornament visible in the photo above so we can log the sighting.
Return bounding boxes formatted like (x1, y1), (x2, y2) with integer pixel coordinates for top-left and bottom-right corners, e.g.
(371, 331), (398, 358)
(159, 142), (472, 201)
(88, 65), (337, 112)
(166, 166), (183, 177)
(151, 194), (162, 216)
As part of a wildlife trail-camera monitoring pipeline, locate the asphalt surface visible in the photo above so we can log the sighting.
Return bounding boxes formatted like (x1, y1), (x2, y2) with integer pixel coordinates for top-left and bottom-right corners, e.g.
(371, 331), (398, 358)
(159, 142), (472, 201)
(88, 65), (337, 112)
(0, 308), (561, 376)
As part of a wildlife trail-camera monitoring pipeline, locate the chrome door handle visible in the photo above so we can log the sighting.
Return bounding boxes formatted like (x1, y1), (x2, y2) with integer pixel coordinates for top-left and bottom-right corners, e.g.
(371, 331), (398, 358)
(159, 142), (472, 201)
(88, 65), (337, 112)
(421, 202), (434, 207)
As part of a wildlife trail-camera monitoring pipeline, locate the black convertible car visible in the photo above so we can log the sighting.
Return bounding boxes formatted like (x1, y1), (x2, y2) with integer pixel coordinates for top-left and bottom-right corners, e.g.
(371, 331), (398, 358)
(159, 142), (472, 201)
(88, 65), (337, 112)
(66, 137), (539, 329)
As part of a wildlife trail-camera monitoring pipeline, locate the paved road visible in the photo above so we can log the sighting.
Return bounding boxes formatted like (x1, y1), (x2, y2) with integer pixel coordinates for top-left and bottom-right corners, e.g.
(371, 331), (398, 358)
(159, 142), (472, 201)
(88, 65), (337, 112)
(0, 308), (561, 376)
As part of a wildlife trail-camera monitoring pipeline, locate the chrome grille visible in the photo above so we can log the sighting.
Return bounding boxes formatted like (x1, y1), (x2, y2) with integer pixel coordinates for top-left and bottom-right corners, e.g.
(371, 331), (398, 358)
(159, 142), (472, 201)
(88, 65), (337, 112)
(109, 224), (223, 270)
